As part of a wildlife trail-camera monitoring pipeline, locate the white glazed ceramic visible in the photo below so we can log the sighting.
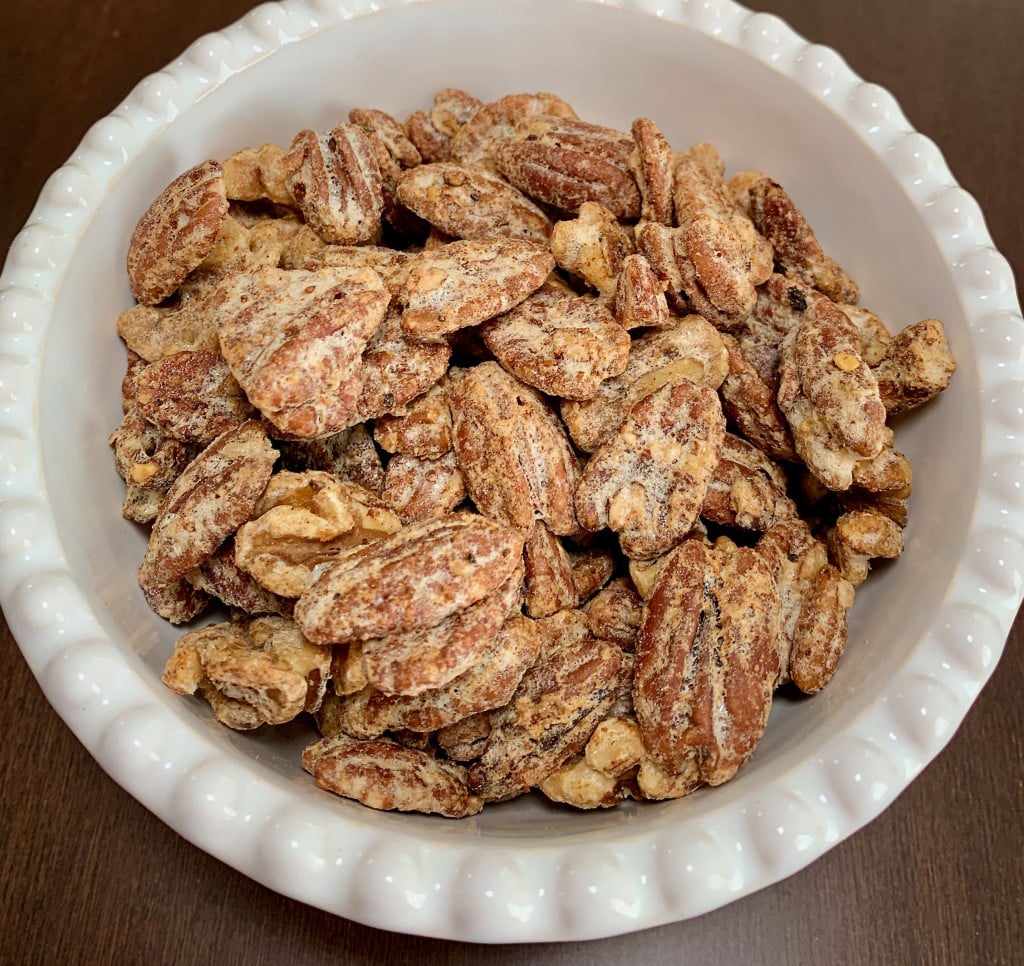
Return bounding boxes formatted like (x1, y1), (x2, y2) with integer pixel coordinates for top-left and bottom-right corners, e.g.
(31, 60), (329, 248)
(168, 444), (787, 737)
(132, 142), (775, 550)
(1, 0), (1021, 943)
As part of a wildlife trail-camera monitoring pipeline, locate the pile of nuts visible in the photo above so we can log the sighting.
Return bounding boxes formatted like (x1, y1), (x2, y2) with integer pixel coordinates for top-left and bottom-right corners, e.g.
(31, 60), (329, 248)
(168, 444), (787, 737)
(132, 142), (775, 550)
(110, 89), (957, 816)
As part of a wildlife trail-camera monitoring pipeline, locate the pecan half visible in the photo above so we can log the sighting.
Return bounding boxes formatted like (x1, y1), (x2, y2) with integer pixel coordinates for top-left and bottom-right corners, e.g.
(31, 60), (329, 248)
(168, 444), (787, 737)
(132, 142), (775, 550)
(126, 159), (229, 305)
(612, 253), (672, 331)
(700, 433), (796, 531)
(221, 143), (294, 206)
(584, 577), (643, 650)
(109, 407), (192, 490)
(522, 522), (579, 618)
(395, 162), (553, 242)
(302, 734), (482, 817)
(549, 202), (635, 297)
(116, 272), (223, 362)
(872, 318), (956, 415)
(628, 117), (674, 226)
(138, 420), (278, 588)
(381, 451), (466, 524)
(294, 512), (525, 643)
(373, 382), (452, 457)
(576, 381), (726, 558)
(215, 266), (389, 438)
(827, 508), (904, 587)
(401, 238), (554, 338)
(277, 423), (385, 496)
(283, 123), (384, 245)
(449, 362), (580, 535)
(633, 537), (780, 786)
(748, 177), (859, 304)
(186, 539), (289, 616)
(479, 284), (630, 400)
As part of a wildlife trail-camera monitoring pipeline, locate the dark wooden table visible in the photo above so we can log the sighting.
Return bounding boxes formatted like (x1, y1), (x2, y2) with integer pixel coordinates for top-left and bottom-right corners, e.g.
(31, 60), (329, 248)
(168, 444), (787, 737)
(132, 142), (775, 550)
(2, 1), (1022, 963)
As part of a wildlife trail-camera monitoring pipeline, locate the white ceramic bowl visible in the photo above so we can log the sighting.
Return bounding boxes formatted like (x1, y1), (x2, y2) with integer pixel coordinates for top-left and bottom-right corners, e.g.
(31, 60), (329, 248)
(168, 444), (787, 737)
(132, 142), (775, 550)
(2, 0), (1021, 944)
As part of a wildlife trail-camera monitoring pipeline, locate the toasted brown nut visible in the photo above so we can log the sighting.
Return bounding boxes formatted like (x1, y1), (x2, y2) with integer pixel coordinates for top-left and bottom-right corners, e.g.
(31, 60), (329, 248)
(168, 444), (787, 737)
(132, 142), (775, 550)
(827, 508), (904, 587)
(633, 537), (780, 786)
(302, 244), (410, 297)
(430, 88), (485, 137)
(109, 407), (193, 490)
(700, 433), (796, 531)
(777, 291), (887, 490)
(467, 615), (623, 802)
(436, 711), (495, 762)
(585, 715), (645, 779)
(838, 303), (892, 367)
(121, 484), (166, 524)
(116, 273), (223, 362)
(629, 117), (674, 226)
(538, 755), (628, 809)
(139, 575), (211, 625)
(449, 362), (580, 535)
(333, 613), (541, 738)
(561, 316), (728, 453)
(234, 470), (401, 597)
(138, 420), (278, 589)
(277, 423), (385, 496)
(748, 177), (859, 304)
(479, 284), (630, 400)
(395, 162), (553, 243)
(584, 577), (643, 649)
(221, 143), (295, 206)
(127, 159), (229, 305)
(133, 350), (255, 444)
(613, 253), (672, 331)
(215, 266), (389, 439)
(523, 522), (579, 618)
(872, 319), (956, 415)
(381, 451), (466, 524)
(186, 539), (290, 616)
(569, 546), (617, 603)
(401, 238), (554, 339)
(448, 92), (578, 167)
(494, 116), (641, 220)
(294, 511), (525, 643)
(353, 308), (452, 424)
(374, 383), (452, 458)
(549, 202), (635, 297)
(576, 381), (726, 559)
(405, 110), (452, 163)
(358, 561), (523, 696)
(303, 733), (483, 817)
(283, 123), (385, 245)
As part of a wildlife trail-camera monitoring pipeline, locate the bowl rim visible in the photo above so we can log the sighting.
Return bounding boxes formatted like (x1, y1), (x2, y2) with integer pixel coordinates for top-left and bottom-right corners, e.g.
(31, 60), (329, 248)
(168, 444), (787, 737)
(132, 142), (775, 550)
(1, 0), (1022, 943)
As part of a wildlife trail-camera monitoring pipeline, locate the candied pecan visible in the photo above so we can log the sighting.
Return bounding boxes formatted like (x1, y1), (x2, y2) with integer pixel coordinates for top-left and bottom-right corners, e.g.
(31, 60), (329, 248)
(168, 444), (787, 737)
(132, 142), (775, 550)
(838, 303), (892, 367)
(585, 715), (644, 778)
(283, 123), (384, 245)
(214, 266), (389, 438)
(725, 169), (765, 216)
(613, 253), (672, 331)
(121, 484), (166, 524)
(467, 620), (623, 802)
(137, 420), (278, 588)
(332, 614), (541, 738)
(121, 349), (147, 409)
(294, 512), (525, 643)
(395, 162), (553, 243)
(234, 470), (401, 597)
(633, 537), (780, 786)
(187, 539), (289, 616)
(584, 577), (642, 649)
(448, 92), (577, 167)
(133, 349), (255, 444)
(109, 407), (192, 490)
(872, 318), (956, 414)
(561, 316), (728, 452)
(842, 445), (913, 525)
(401, 237), (553, 338)
(163, 616), (330, 727)
(828, 509), (904, 587)
(277, 423), (386, 496)
(354, 307), (451, 423)
(140, 575), (210, 625)
(628, 117), (674, 225)
(757, 519), (853, 692)
(479, 284), (630, 400)
(302, 733), (482, 817)
(777, 292), (887, 490)
(359, 561), (523, 696)
(494, 116), (641, 220)
(538, 755), (628, 809)
(549, 202), (634, 297)
(522, 522), (578, 618)
(404, 110), (451, 163)
(221, 143), (294, 206)
(373, 382), (452, 457)
(348, 108), (421, 169)
(126, 159), (229, 305)
(436, 711), (494, 761)
(717, 332), (798, 463)
(569, 546), (617, 602)
(116, 273), (222, 362)
(576, 381), (726, 559)
(627, 551), (674, 600)
(430, 88), (485, 137)
(700, 433), (796, 531)
(330, 641), (367, 697)
(381, 451), (466, 524)
(748, 177), (860, 303)
(448, 362), (580, 535)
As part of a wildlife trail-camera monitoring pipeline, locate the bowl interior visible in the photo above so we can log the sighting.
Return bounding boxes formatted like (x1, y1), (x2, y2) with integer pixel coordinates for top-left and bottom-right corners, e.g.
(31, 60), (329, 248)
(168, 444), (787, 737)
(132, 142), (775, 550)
(37, 0), (978, 842)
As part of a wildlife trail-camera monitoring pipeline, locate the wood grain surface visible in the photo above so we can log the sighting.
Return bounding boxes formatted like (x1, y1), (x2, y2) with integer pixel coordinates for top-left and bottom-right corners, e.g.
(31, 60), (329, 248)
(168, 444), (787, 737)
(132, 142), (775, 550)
(1, 1), (1022, 963)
